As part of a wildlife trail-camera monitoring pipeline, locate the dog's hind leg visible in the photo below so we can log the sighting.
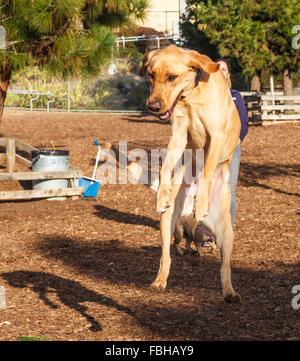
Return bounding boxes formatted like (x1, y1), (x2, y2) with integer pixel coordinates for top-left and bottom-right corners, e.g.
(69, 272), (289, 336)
(212, 163), (241, 303)
(216, 221), (240, 303)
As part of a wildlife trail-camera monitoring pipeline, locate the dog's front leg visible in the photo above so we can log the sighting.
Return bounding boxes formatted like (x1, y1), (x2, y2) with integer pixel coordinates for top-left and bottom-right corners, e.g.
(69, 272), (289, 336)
(151, 179), (184, 291)
(151, 206), (175, 291)
(194, 135), (225, 221)
(157, 118), (188, 213)
(151, 117), (188, 292)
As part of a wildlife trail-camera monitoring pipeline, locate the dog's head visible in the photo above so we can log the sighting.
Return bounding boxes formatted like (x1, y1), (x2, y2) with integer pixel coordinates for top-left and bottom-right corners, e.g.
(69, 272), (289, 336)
(140, 44), (219, 121)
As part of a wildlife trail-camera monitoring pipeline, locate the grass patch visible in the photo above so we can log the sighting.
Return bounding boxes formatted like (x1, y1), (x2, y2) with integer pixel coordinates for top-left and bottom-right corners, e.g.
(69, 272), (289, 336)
(18, 335), (51, 341)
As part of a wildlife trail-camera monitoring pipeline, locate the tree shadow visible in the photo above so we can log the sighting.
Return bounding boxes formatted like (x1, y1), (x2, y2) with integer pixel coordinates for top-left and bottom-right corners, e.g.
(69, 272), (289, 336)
(1, 270), (136, 332)
(125, 114), (170, 125)
(36, 235), (300, 296)
(0, 268), (233, 339)
(30, 235), (300, 339)
(94, 204), (159, 230)
(239, 162), (300, 197)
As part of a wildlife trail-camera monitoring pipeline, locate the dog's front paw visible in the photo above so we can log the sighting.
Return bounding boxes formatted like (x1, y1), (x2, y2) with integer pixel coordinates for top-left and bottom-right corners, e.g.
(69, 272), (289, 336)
(194, 193), (210, 221)
(150, 280), (167, 292)
(156, 185), (172, 213)
(224, 292), (241, 304)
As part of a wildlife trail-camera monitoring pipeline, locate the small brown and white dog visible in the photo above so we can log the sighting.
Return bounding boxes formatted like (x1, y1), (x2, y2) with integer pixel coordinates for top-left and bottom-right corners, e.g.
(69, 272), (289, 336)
(140, 45), (241, 303)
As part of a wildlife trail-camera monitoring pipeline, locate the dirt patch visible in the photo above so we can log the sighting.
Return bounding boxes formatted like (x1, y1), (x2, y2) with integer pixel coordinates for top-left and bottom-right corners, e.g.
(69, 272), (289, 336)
(0, 110), (299, 341)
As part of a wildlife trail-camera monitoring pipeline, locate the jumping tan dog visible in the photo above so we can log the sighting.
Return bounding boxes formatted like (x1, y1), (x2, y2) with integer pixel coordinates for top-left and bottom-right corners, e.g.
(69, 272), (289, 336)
(140, 44), (241, 303)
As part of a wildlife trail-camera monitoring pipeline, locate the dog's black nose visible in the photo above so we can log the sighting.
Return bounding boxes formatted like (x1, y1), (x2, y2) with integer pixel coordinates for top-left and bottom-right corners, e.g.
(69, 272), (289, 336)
(148, 101), (162, 112)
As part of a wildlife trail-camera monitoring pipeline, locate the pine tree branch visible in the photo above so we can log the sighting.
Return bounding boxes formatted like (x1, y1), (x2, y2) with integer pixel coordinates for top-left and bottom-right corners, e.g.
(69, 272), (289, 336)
(30, 17), (73, 61)
(41, 17), (73, 48)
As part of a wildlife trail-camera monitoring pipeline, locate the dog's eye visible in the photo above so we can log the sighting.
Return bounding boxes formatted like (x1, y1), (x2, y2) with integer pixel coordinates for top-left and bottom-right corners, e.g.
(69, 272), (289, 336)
(168, 75), (177, 82)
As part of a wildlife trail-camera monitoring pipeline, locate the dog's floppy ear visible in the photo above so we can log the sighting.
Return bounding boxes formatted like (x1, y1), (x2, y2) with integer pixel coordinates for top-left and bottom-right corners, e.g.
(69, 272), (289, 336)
(187, 50), (219, 74)
(139, 50), (158, 77)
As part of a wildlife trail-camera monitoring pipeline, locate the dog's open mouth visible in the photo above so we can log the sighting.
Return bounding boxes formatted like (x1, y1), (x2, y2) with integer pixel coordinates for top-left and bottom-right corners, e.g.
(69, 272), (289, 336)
(159, 111), (171, 120)
(158, 90), (183, 121)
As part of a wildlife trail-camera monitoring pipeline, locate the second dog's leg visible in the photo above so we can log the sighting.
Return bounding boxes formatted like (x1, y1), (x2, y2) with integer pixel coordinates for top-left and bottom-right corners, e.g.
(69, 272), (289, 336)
(174, 219), (185, 256)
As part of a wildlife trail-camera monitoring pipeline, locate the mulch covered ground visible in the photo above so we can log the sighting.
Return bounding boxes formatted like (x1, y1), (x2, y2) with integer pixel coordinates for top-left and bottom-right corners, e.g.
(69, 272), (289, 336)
(0, 110), (299, 341)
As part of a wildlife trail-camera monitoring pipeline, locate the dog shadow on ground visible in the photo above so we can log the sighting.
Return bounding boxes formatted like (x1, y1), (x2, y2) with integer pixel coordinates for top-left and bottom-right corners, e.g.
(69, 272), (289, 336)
(21, 234), (300, 339)
(1, 270), (137, 332)
(0, 267), (237, 339)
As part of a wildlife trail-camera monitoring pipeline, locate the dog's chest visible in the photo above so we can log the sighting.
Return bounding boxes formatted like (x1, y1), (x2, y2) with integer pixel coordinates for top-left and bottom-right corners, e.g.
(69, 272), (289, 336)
(188, 118), (208, 149)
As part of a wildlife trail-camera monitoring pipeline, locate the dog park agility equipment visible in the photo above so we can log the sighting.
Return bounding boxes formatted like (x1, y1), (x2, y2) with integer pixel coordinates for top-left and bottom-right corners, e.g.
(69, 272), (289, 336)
(0, 138), (83, 200)
(78, 139), (101, 198)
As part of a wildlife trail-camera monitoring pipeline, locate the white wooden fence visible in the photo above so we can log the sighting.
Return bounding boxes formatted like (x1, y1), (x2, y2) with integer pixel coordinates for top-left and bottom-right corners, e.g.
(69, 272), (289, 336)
(261, 95), (300, 125)
(241, 93), (300, 125)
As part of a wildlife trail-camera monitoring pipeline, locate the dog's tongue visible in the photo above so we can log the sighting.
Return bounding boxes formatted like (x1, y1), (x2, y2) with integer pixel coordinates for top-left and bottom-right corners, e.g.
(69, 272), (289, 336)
(159, 111), (170, 120)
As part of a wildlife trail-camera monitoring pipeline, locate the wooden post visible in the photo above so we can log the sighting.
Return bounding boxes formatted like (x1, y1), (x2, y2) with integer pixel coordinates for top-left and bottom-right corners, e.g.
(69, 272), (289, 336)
(69, 168), (80, 200)
(262, 99), (267, 118)
(6, 138), (15, 173)
(270, 74), (275, 114)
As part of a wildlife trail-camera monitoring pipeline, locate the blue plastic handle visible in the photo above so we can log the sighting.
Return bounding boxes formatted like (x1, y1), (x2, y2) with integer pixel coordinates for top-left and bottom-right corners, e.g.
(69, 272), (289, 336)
(93, 138), (100, 147)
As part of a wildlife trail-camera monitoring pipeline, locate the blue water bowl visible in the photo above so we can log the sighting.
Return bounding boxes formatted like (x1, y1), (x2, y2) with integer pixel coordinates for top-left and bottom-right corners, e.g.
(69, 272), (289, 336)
(78, 177), (100, 197)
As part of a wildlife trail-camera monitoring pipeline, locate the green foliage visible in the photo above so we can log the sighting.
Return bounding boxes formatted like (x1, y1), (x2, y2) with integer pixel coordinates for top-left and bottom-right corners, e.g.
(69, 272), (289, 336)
(99, 71), (149, 110)
(180, 14), (219, 60)
(5, 62), (150, 111)
(0, 0), (149, 78)
(5, 67), (111, 109)
(117, 43), (144, 61)
(45, 25), (115, 80)
(181, 0), (300, 78)
(0, 49), (29, 74)
(259, 0), (300, 74)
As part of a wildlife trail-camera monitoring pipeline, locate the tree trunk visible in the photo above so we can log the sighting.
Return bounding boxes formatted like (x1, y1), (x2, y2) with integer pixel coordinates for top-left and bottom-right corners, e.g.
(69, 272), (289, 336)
(0, 67), (11, 123)
(283, 68), (293, 95)
(251, 74), (261, 92)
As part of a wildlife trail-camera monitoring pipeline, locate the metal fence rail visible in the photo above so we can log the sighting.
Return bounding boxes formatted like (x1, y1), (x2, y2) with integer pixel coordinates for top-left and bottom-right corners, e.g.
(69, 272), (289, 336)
(7, 89), (56, 112)
(115, 33), (179, 50)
